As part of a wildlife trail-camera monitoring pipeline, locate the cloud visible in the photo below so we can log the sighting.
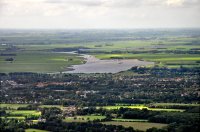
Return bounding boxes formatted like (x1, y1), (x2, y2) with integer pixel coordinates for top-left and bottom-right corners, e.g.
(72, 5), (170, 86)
(45, 0), (104, 6)
(165, 0), (200, 7)
(166, 0), (184, 6)
(0, 0), (199, 28)
(43, 0), (200, 8)
(1, 0), (199, 17)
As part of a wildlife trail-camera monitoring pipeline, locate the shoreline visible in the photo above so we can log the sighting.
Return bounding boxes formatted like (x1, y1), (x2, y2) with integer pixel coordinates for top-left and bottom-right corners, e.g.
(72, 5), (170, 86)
(57, 51), (154, 73)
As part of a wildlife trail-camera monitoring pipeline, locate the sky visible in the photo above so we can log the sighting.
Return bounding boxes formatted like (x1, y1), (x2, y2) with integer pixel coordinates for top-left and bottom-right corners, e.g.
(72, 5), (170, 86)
(0, 0), (199, 29)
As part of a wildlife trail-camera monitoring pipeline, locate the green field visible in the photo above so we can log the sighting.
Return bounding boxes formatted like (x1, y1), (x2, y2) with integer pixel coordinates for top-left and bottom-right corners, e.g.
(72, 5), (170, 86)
(94, 53), (200, 68)
(6, 110), (41, 116)
(25, 129), (49, 132)
(89, 38), (200, 68)
(1, 110), (41, 120)
(0, 104), (64, 109)
(0, 51), (83, 73)
(97, 105), (185, 112)
(102, 121), (168, 131)
(1, 116), (26, 120)
(64, 115), (106, 122)
(0, 104), (29, 109)
(112, 118), (148, 122)
(1, 103), (188, 112)
(39, 105), (63, 108)
(151, 103), (200, 107)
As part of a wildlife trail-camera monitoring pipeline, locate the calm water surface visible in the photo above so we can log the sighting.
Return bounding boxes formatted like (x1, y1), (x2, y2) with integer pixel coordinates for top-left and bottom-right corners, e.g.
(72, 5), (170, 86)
(64, 53), (154, 73)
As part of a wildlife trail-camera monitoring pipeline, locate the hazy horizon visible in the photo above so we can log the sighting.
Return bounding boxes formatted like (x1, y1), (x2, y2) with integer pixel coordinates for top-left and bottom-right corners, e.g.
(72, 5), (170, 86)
(0, 27), (200, 30)
(0, 0), (200, 29)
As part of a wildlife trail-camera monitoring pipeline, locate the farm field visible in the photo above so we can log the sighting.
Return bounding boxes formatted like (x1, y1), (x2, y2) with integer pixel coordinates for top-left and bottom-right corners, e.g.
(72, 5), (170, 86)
(1, 110), (41, 120)
(0, 51), (83, 73)
(97, 105), (185, 112)
(25, 129), (49, 132)
(94, 53), (200, 68)
(151, 103), (200, 107)
(39, 105), (62, 108)
(0, 103), (190, 112)
(1, 116), (25, 120)
(0, 104), (63, 109)
(6, 110), (41, 116)
(112, 118), (148, 122)
(0, 103), (29, 109)
(64, 115), (106, 122)
(102, 121), (168, 131)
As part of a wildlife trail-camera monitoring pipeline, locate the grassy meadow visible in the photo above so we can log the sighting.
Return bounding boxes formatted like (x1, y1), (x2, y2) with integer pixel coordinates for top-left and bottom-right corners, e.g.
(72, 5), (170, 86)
(1, 109), (41, 120)
(0, 103), (29, 109)
(25, 129), (49, 132)
(0, 104), (64, 110)
(102, 121), (168, 131)
(94, 53), (200, 68)
(0, 103), (191, 112)
(97, 105), (185, 112)
(6, 110), (41, 116)
(1, 116), (26, 120)
(0, 51), (83, 73)
(112, 118), (148, 122)
(64, 115), (106, 122)
(151, 103), (200, 107)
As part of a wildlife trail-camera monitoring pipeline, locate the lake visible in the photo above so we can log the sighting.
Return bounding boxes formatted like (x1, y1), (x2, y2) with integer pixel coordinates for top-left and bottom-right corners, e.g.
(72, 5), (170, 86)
(64, 52), (154, 73)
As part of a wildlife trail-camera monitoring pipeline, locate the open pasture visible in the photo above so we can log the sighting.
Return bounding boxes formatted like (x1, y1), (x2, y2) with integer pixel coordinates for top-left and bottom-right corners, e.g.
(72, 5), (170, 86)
(0, 51), (83, 73)
(102, 121), (168, 131)
(0, 104), (64, 109)
(149, 103), (200, 109)
(64, 115), (106, 122)
(1, 110), (41, 120)
(39, 105), (62, 108)
(0, 104), (29, 109)
(1, 116), (26, 120)
(25, 129), (49, 132)
(151, 103), (200, 107)
(97, 105), (185, 112)
(6, 110), (41, 116)
(112, 118), (148, 122)
(95, 53), (200, 68)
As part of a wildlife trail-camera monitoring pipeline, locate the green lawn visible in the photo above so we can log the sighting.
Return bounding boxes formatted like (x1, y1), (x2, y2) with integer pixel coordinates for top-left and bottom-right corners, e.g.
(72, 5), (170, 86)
(102, 121), (168, 131)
